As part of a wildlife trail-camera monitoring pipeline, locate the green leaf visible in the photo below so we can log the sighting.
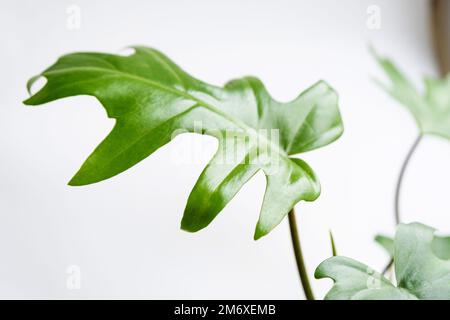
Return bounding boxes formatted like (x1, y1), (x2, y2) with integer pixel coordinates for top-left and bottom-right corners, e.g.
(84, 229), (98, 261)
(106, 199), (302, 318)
(24, 47), (343, 239)
(374, 234), (394, 257)
(375, 233), (450, 260)
(314, 256), (417, 300)
(432, 235), (450, 260)
(316, 223), (450, 299)
(373, 48), (450, 140)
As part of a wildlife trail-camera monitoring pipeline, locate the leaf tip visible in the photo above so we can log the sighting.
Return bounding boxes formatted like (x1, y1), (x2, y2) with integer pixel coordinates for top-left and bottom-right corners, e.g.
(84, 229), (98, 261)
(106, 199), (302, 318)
(374, 234), (383, 242)
(180, 216), (201, 233)
(67, 170), (96, 186)
(253, 230), (264, 241)
(313, 260), (327, 279)
(22, 97), (33, 106)
(253, 220), (272, 240)
(67, 177), (82, 186)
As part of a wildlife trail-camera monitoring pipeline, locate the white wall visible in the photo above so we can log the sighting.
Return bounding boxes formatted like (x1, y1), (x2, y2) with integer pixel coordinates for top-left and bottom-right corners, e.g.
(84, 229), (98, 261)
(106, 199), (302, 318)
(1, 0), (448, 299)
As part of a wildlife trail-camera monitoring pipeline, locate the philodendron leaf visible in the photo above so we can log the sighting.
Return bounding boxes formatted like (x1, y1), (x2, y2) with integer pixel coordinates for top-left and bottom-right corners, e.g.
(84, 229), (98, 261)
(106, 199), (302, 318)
(315, 223), (450, 299)
(24, 47), (343, 239)
(375, 233), (450, 260)
(314, 256), (417, 300)
(373, 49), (450, 140)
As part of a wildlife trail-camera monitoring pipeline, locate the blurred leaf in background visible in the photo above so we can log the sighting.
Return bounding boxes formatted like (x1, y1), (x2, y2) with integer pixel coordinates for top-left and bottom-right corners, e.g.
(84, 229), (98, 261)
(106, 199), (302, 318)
(316, 223), (450, 300)
(373, 49), (450, 140)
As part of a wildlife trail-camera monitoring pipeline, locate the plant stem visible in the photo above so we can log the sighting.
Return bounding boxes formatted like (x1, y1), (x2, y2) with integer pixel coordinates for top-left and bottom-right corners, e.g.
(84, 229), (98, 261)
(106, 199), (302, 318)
(382, 134), (423, 276)
(329, 230), (337, 256)
(288, 208), (315, 300)
(394, 134), (423, 225)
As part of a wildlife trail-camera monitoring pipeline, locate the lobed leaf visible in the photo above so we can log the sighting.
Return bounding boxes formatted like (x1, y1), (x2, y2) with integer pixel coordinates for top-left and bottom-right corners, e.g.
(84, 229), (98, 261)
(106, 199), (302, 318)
(24, 47), (343, 239)
(375, 232), (450, 260)
(314, 256), (415, 300)
(373, 48), (450, 140)
(316, 223), (450, 299)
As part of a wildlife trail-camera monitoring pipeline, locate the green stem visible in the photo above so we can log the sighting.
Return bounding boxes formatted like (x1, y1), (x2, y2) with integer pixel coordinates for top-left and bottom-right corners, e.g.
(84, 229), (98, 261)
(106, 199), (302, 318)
(329, 230), (337, 256)
(382, 134), (422, 275)
(394, 134), (423, 225)
(288, 208), (315, 300)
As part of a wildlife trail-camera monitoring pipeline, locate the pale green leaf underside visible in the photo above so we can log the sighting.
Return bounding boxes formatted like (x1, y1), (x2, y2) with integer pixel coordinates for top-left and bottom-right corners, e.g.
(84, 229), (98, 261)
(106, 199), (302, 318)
(24, 47), (343, 239)
(373, 48), (450, 140)
(314, 256), (417, 300)
(375, 233), (450, 260)
(316, 223), (450, 299)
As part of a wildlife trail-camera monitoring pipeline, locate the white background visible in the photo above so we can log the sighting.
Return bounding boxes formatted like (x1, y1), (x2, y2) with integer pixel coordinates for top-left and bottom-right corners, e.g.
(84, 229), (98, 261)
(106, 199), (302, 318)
(1, 0), (449, 299)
